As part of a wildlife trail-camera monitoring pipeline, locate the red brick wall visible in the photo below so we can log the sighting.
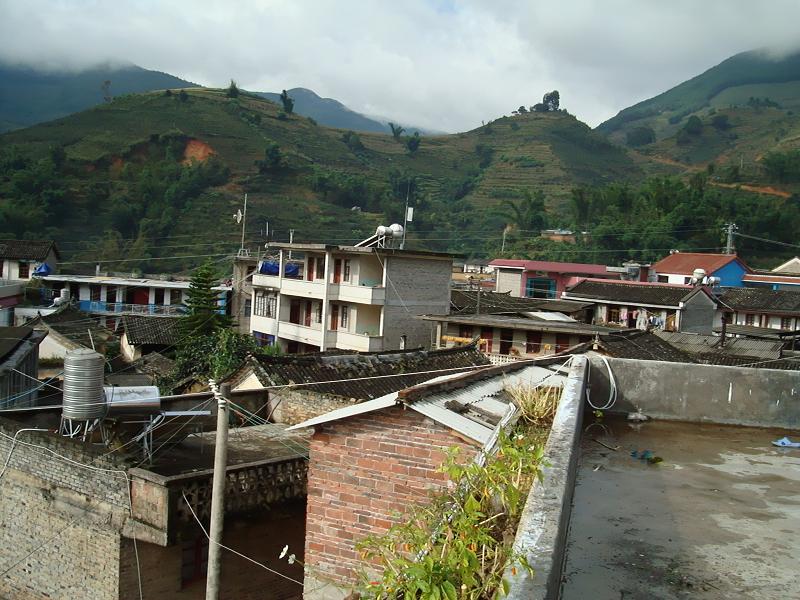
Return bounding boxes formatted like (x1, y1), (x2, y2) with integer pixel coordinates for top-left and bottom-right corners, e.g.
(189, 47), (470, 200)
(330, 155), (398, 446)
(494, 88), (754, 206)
(304, 406), (479, 588)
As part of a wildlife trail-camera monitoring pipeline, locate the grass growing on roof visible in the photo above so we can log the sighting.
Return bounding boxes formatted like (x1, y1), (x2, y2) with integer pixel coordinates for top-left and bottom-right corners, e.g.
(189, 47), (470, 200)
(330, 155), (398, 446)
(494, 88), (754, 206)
(354, 421), (551, 599)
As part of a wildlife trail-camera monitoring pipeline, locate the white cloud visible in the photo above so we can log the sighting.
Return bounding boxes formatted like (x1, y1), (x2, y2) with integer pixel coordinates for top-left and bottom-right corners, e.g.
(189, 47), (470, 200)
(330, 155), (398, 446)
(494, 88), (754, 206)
(1, 0), (800, 131)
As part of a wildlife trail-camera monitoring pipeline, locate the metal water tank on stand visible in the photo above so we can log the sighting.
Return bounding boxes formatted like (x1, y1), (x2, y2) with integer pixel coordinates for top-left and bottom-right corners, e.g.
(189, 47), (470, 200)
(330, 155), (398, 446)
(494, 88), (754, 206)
(61, 348), (106, 440)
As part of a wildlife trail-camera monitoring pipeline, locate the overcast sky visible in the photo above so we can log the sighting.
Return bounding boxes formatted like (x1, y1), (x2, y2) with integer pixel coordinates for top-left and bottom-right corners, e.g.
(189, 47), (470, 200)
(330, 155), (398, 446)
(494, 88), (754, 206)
(2, 0), (800, 132)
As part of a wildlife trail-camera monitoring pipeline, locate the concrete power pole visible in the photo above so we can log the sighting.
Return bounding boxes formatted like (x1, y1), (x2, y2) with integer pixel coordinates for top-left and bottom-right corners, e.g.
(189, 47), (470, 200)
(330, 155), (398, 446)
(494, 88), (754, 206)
(724, 223), (738, 255)
(205, 381), (231, 600)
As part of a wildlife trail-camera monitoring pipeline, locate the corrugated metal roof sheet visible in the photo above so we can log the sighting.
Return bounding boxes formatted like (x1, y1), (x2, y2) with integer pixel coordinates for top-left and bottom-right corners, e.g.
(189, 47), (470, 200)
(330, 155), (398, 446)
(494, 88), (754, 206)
(651, 253), (742, 276)
(654, 330), (783, 360)
(287, 364), (568, 443)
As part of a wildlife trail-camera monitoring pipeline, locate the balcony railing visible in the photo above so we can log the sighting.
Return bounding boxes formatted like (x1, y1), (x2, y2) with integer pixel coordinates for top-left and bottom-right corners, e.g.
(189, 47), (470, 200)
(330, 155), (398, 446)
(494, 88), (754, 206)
(79, 300), (188, 316)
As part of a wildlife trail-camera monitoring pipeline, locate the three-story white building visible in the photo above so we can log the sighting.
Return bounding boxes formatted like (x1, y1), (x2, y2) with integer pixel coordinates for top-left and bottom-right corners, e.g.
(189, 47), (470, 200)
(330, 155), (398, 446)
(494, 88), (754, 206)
(250, 243), (453, 353)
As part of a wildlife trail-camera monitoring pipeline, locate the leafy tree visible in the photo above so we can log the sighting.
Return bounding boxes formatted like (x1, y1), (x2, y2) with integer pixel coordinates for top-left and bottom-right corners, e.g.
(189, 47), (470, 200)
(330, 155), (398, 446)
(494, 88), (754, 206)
(405, 132), (421, 155)
(341, 130), (365, 152)
(501, 189), (547, 231)
(626, 126), (655, 147)
(389, 122), (405, 139)
(517, 105), (528, 114)
(279, 89), (294, 114)
(226, 79), (240, 98)
(543, 90), (560, 111)
(180, 261), (230, 337)
(684, 115), (703, 135)
(257, 142), (286, 172)
(711, 114), (730, 130)
(474, 143), (494, 168)
(533, 91), (560, 112)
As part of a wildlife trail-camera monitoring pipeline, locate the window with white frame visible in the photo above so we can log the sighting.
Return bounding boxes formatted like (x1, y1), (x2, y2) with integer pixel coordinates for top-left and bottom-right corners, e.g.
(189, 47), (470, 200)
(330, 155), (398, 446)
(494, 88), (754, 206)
(254, 293), (276, 317)
(315, 302), (322, 324)
(343, 259), (351, 282)
(341, 304), (349, 329)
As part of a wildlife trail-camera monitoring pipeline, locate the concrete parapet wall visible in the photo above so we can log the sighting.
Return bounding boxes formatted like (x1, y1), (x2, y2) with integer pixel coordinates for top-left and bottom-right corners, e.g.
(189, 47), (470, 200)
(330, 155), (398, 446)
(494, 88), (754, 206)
(587, 353), (800, 428)
(505, 356), (587, 600)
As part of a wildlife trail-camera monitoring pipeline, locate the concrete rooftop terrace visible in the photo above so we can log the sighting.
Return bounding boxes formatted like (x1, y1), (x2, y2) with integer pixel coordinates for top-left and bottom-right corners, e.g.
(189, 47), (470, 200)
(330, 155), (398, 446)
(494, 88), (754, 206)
(562, 417), (800, 599)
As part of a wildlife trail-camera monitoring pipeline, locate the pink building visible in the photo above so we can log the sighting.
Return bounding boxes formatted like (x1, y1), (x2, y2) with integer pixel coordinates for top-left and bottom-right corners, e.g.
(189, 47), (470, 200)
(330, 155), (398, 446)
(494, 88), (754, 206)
(490, 259), (620, 299)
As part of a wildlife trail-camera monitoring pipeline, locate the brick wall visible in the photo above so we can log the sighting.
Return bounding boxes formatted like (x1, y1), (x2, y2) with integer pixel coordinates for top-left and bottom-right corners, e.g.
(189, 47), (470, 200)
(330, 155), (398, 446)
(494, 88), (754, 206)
(383, 256), (452, 350)
(304, 406), (479, 595)
(0, 419), (131, 599)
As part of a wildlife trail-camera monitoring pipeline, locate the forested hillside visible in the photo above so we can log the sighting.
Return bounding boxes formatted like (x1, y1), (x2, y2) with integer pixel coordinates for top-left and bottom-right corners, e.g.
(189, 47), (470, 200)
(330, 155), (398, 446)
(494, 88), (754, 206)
(0, 83), (797, 273)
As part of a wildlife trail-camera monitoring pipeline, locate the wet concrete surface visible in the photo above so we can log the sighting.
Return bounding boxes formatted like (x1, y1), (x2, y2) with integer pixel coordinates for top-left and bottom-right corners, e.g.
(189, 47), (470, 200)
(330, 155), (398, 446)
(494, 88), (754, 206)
(560, 417), (800, 599)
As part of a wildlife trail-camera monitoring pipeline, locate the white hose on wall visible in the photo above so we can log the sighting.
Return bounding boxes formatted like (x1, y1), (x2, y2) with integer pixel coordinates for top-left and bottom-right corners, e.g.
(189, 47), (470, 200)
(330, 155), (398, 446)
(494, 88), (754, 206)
(585, 354), (618, 411)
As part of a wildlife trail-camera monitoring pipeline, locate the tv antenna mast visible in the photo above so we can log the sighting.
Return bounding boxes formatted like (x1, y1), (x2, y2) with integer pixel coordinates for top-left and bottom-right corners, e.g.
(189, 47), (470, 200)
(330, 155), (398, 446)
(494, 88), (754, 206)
(234, 193), (248, 257)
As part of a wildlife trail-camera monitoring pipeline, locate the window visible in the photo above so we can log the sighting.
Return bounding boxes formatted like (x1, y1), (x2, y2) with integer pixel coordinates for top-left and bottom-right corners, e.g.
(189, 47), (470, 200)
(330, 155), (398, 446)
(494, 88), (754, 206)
(154, 288), (165, 305)
(106, 287), (117, 304)
(340, 304), (349, 329)
(315, 302), (322, 324)
(316, 256), (325, 280)
(90, 285), (101, 302)
(657, 275), (668, 283)
(526, 331), (542, 354)
(781, 317), (792, 330)
(745, 313), (755, 326)
(343, 259), (351, 282)
(254, 293), (276, 317)
(18, 262), (29, 279)
(459, 325), (474, 339)
(244, 299), (251, 316)
(525, 277), (556, 299)
(608, 307), (620, 323)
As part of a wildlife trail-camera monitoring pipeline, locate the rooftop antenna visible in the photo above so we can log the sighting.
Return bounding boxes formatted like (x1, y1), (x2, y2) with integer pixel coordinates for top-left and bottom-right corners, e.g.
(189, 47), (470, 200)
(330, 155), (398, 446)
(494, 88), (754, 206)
(234, 193), (248, 257)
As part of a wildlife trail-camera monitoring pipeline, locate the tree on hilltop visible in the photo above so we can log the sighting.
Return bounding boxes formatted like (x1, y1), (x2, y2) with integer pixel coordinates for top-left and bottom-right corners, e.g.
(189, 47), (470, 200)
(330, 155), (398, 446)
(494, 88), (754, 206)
(405, 132), (421, 155)
(533, 90), (560, 112)
(280, 90), (294, 114)
(389, 122), (405, 140)
(226, 79), (240, 98)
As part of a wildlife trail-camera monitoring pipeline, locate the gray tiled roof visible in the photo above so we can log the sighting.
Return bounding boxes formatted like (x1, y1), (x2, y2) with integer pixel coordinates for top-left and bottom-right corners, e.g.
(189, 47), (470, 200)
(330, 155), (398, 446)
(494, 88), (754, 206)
(236, 344), (491, 401)
(0, 239), (58, 261)
(122, 315), (181, 346)
(565, 280), (694, 306)
(719, 287), (800, 314)
(450, 290), (593, 315)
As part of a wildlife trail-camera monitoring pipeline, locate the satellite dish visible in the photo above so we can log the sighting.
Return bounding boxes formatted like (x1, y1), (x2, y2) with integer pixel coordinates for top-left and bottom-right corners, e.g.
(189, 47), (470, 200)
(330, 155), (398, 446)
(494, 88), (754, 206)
(233, 209), (243, 224)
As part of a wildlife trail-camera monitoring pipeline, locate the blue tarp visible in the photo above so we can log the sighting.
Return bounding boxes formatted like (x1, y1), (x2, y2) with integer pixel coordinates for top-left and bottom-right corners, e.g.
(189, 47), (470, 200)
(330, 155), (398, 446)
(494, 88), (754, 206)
(33, 263), (52, 276)
(259, 261), (299, 277)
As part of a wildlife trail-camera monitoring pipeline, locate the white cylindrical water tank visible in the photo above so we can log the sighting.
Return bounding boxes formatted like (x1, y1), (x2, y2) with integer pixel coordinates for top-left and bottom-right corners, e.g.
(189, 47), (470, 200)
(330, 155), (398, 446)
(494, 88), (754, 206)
(63, 348), (106, 421)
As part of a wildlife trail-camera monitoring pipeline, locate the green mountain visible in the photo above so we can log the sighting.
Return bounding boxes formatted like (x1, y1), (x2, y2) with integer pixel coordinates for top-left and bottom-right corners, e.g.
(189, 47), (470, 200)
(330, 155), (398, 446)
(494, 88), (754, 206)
(256, 88), (391, 133)
(597, 49), (800, 143)
(0, 88), (642, 271)
(0, 63), (197, 132)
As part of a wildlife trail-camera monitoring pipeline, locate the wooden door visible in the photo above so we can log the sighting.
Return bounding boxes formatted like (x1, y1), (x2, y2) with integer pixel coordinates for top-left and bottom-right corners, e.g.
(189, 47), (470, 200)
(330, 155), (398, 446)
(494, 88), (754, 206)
(499, 329), (514, 355)
(304, 302), (312, 327)
(307, 257), (315, 281)
(480, 327), (493, 353)
(555, 334), (571, 353)
(333, 259), (342, 283)
(289, 300), (301, 324)
(330, 304), (339, 330)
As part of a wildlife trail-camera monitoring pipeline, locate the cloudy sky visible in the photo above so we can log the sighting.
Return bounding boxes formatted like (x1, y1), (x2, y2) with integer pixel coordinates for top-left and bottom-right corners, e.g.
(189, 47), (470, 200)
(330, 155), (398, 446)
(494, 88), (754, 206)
(2, 0), (800, 132)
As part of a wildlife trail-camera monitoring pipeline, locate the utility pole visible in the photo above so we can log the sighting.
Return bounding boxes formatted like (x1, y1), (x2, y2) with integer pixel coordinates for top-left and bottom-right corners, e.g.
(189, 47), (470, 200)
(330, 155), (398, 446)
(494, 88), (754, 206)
(401, 182), (411, 250)
(239, 193), (248, 255)
(501, 227), (507, 254)
(205, 381), (230, 600)
(476, 285), (481, 315)
(288, 229), (295, 260)
(724, 223), (738, 255)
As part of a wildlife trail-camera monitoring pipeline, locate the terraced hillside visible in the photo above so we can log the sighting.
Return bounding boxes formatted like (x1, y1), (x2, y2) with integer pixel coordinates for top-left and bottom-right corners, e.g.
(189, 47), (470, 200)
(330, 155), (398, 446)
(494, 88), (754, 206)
(0, 88), (643, 268)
